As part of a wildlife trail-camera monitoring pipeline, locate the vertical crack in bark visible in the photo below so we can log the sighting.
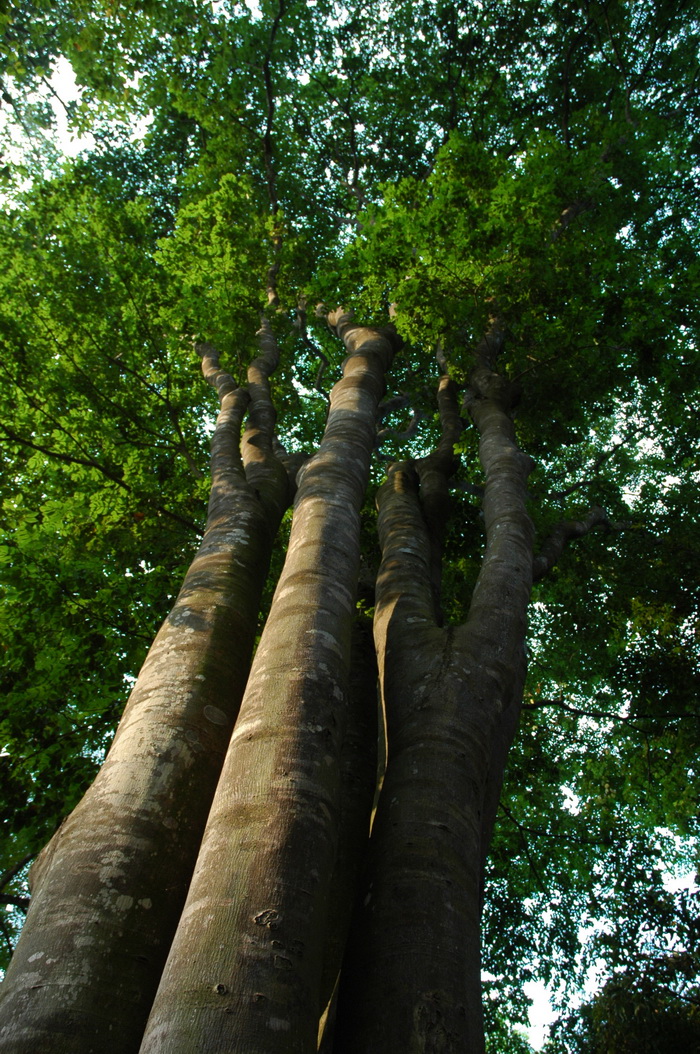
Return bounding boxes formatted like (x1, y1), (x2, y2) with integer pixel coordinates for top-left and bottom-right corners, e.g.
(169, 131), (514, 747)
(317, 612), (379, 1031)
(416, 373), (463, 622)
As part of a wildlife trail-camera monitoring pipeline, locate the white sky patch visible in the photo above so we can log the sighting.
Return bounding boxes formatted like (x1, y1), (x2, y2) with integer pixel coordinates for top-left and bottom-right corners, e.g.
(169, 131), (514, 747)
(243, 0), (263, 20)
(561, 784), (581, 815)
(664, 869), (699, 894)
(2, 56), (154, 190)
(0, 56), (94, 195)
(129, 109), (154, 143)
(48, 57), (95, 157)
(121, 70), (154, 142)
(211, 0), (262, 18)
(483, 962), (555, 1050)
(524, 980), (556, 1050)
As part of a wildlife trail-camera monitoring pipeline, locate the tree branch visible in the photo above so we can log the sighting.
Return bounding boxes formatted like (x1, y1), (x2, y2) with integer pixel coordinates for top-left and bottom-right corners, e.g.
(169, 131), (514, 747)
(523, 696), (693, 727)
(34, 318), (204, 477)
(533, 505), (610, 581)
(295, 302), (331, 401)
(0, 854), (34, 893)
(0, 426), (200, 535)
(552, 424), (645, 500)
(0, 894), (29, 912)
(261, 0), (286, 305)
(498, 801), (547, 893)
(376, 408), (424, 446)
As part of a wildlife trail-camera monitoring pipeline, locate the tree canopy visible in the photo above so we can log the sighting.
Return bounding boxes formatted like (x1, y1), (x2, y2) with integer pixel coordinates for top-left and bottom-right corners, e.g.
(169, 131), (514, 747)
(1, 1), (699, 1049)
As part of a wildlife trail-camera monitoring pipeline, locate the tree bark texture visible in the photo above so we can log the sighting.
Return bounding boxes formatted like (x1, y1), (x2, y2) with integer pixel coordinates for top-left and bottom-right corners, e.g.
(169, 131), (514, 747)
(138, 313), (398, 1054)
(0, 325), (293, 1054)
(333, 326), (535, 1054)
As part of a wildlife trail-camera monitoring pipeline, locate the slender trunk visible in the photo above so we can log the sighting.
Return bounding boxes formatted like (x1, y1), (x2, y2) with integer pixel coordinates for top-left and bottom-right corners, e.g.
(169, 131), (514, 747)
(0, 327), (293, 1054)
(138, 313), (398, 1054)
(334, 327), (535, 1053)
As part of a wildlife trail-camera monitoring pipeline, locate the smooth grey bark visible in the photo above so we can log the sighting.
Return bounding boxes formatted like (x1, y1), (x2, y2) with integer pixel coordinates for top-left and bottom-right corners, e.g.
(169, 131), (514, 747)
(334, 324), (536, 1054)
(0, 325), (294, 1054)
(138, 313), (398, 1054)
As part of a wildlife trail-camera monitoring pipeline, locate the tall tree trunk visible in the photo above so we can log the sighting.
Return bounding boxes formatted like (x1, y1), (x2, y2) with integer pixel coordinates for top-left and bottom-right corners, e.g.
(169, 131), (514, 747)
(333, 324), (535, 1053)
(138, 313), (398, 1054)
(0, 325), (294, 1054)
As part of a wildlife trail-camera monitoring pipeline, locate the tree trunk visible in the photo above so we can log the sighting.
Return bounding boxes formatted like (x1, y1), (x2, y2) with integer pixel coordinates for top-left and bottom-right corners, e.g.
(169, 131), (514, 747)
(138, 313), (398, 1054)
(333, 325), (535, 1053)
(0, 326), (293, 1054)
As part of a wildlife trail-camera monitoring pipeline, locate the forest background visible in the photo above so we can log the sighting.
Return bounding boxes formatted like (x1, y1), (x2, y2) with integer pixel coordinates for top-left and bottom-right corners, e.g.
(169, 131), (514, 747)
(0, 1), (699, 1051)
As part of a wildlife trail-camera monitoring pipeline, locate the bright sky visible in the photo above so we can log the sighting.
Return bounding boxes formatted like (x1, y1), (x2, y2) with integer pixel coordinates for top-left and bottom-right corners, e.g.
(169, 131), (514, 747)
(525, 980), (556, 1049)
(48, 57), (96, 156)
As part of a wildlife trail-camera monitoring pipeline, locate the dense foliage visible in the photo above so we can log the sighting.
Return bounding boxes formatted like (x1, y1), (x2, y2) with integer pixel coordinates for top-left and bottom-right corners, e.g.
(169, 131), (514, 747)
(1, 0), (699, 1047)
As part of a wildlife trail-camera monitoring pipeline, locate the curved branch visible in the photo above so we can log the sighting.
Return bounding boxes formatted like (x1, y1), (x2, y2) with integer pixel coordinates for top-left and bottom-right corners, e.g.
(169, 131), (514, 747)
(195, 341), (248, 492)
(552, 424), (645, 500)
(376, 407), (424, 445)
(523, 696), (693, 727)
(295, 302), (331, 400)
(0, 854), (34, 893)
(0, 426), (200, 535)
(497, 802), (547, 894)
(261, 0), (286, 305)
(533, 505), (610, 581)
